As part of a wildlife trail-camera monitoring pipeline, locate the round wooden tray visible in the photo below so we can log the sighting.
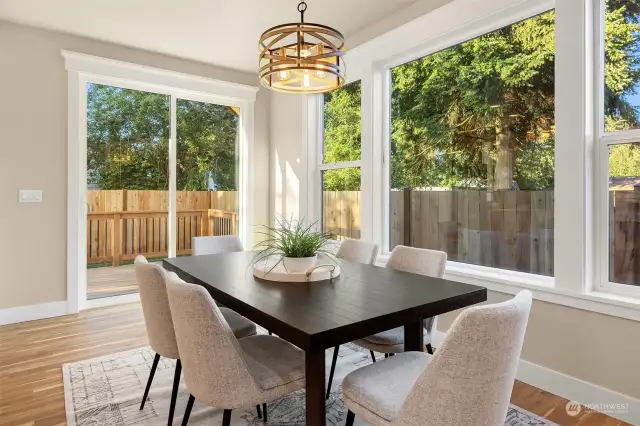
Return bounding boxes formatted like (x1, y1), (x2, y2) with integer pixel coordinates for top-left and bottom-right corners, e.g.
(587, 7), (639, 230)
(252, 256), (340, 282)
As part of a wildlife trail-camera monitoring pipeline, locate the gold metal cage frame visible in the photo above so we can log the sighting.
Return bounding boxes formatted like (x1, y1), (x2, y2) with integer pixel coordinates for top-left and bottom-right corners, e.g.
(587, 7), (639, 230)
(258, 2), (346, 94)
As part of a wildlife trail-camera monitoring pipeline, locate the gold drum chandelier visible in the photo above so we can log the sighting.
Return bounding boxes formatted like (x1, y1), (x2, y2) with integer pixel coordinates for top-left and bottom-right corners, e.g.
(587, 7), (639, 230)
(259, 1), (345, 94)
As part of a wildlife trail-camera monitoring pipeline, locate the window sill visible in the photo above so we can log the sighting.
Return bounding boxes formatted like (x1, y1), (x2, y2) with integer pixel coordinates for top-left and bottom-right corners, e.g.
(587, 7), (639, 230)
(375, 255), (640, 322)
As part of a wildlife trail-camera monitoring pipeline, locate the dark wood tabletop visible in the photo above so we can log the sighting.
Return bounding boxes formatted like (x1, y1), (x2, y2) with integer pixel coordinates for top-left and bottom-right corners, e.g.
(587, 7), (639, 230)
(163, 251), (487, 425)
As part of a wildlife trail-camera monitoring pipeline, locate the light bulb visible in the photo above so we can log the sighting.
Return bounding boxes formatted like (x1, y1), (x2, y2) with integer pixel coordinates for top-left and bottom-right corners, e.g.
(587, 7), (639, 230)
(279, 70), (290, 80)
(300, 49), (310, 58)
(303, 74), (310, 87)
(316, 70), (326, 78)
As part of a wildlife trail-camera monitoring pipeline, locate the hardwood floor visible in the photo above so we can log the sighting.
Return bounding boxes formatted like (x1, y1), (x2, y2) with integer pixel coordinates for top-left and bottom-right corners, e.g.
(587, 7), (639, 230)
(0, 303), (630, 426)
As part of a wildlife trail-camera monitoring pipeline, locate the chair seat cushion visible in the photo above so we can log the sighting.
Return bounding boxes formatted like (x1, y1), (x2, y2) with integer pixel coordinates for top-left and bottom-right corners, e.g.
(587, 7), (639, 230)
(362, 326), (429, 346)
(220, 307), (256, 338)
(342, 352), (432, 422)
(239, 335), (305, 390)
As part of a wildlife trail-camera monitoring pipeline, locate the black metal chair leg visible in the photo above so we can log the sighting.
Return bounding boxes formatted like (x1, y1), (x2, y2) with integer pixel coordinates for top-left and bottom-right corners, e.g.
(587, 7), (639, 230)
(222, 409), (232, 426)
(346, 409), (355, 426)
(168, 359), (182, 426)
(326, 345), (339, 400)
(140, 353), (160, 410)
(384, 353), (389, 358)
(426, 343), (434, 354)
(262, 403), (268, 423)
(256, 404), (262, 418)
(268, 330), (272, 335)
(370, 350), (376, 363)
(182, 394), (195, 426)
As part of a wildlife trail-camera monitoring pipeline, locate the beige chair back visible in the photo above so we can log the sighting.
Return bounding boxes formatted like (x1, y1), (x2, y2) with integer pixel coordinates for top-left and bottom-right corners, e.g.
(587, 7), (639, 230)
(394, 291), (533, 426)
(386, 245), (447, 278)
(134, 256), (179, 359)
(337, 239), (379, 265)
(386, 246), (447, 333)
(165, 278), (262, 408)
(192, 235), (244, 256)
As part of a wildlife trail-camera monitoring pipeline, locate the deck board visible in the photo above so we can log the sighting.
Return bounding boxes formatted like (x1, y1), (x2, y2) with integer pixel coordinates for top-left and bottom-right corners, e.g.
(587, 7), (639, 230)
(87, 264), (139, 299)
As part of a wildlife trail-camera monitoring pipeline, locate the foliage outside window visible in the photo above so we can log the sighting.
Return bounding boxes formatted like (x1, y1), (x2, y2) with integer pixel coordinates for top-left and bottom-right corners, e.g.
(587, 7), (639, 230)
(389, 12), (556, 276)
(87, 84), (240, 192)
(321, 81), (362, 239)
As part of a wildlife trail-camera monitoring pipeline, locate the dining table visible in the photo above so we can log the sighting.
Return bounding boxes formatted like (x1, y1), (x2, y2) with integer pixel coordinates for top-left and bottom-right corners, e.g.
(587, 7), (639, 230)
(163, 251), (487, 426)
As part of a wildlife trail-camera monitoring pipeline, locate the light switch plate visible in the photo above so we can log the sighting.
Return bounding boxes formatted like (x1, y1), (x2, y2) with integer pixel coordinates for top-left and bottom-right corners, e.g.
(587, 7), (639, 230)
(19, 189), (43, 203)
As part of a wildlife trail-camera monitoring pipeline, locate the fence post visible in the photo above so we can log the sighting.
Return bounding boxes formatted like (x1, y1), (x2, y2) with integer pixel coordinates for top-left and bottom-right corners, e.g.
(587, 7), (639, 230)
(231, 213), (238, 236)
(112, 213), (122, 267)
(403, 186), (412, 246)
(200, 210), (207, 236)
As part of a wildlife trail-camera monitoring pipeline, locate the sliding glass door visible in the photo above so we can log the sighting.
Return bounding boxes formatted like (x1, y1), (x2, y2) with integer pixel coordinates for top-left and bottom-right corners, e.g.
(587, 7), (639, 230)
(84, 83), (241, 300)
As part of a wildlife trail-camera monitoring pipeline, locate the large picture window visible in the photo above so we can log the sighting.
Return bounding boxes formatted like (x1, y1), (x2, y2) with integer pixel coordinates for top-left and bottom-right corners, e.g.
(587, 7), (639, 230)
(388, 11), (556, 276)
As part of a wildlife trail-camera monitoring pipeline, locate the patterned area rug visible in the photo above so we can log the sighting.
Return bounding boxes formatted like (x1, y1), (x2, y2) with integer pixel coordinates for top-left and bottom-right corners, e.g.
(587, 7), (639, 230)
(63, 343), (557, 426)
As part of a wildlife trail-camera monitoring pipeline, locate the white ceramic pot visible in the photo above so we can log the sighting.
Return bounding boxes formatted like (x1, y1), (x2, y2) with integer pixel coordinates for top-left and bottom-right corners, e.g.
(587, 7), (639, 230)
(282, 255), (317, 273)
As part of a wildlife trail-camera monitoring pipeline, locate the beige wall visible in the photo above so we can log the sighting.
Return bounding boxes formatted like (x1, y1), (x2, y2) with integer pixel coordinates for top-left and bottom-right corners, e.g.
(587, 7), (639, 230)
(0, 20), (270, 309)
(269, 92), (309, 222)
(437, 290), (640, 400)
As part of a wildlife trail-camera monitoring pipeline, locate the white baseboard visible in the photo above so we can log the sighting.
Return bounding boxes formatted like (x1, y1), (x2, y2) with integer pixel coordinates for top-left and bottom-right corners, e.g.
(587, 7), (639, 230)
(432, 331), (640, 424)
(0, 300), (70, 325)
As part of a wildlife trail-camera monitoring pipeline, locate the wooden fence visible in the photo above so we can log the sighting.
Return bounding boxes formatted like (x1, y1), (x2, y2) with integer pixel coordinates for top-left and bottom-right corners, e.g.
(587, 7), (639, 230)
(87, 189), (638, 284)
(323, 188), (638, 283)
(87, 209), (238, 266)
(86, 190), (239, 266)
(87, 190), (238, 213)
(389, 189), (554, 276)
(610, 190), (640, 285)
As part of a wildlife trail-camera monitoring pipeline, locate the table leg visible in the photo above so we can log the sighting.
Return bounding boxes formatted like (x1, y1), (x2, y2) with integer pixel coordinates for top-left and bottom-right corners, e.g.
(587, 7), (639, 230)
(404, 320), (424, 352)
(305, 349), (326, 425)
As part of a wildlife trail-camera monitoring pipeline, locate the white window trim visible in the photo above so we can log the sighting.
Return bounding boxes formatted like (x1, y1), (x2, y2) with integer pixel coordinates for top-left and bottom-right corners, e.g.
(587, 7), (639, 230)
(310, 80), (368, 238)
(307, 0), (640, 322)
(593, 0), (640, 299)
(63, 51), (258, 313)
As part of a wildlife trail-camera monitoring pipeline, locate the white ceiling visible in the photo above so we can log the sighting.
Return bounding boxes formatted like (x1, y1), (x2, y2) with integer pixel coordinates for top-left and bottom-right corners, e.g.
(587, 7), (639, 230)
(0, 0), (429, 72)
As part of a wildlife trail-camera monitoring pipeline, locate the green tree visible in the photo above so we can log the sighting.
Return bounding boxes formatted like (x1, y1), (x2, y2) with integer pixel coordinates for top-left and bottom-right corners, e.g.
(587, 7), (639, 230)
(176, 100), (239, 190)
(87, 84), (239, 191)
(322, 81), (362, 190)
(87, 84), (170, 190)
(323, 3), (640, 190)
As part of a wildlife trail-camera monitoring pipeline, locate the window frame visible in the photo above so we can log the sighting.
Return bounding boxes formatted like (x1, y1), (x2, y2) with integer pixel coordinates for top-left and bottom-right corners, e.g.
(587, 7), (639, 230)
(594, 0), (640, 298)
(374, 3), (560, 289)
(307, 0), (640, 320)
(314, 80), (365, 239)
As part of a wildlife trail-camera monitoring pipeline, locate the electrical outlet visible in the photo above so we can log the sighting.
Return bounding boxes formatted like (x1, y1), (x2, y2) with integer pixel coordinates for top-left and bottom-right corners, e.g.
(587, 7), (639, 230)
(19, 190), (43, 203)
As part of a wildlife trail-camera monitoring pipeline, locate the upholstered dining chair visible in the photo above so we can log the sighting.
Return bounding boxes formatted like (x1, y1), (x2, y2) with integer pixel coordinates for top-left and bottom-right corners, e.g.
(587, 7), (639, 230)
(325, 239), (379, 399)
(165, 278), (306, 426)
(342, 290), (533, 426)
(192, 235), (243, 256)
(133, 255), (257, 425)
(325, 245), (443, 399)
(355, 246), (447, 354)
(336, 238), (379, 265)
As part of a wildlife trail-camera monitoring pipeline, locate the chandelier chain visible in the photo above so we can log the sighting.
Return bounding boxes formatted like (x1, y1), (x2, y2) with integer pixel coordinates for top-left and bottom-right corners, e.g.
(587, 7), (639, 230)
(298, 1), (307, 22)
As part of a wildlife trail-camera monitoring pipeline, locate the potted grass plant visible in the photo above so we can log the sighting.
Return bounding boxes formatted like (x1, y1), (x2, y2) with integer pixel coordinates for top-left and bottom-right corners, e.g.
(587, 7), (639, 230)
(253, 217), (335, 273)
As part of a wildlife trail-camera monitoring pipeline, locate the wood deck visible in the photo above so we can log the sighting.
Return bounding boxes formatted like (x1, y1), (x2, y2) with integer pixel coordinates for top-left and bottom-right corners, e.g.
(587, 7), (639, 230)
(87, 264), (139, 299)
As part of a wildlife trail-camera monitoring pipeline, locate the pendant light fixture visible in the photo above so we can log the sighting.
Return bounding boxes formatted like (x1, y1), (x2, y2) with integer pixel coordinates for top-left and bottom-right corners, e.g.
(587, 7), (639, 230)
(259, 1), (346, 94)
